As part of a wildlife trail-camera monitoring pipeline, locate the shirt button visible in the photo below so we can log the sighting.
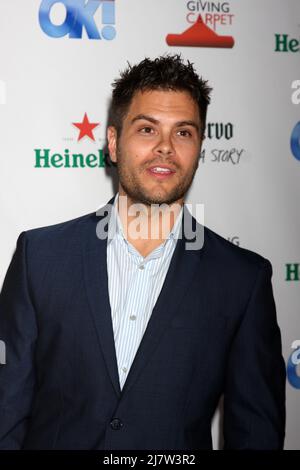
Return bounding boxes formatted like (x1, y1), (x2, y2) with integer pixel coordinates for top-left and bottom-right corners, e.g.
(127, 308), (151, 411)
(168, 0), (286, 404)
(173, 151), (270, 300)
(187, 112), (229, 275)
(138, 264), (145, 270)
(110, 418), (123, 430)
(122, 366), (127, 373)
(130, 315), (137, 321)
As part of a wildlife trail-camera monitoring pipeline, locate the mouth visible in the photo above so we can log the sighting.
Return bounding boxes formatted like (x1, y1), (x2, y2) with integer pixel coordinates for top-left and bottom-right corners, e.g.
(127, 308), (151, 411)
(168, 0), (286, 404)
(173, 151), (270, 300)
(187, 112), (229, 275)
(146, 165), (176, 180)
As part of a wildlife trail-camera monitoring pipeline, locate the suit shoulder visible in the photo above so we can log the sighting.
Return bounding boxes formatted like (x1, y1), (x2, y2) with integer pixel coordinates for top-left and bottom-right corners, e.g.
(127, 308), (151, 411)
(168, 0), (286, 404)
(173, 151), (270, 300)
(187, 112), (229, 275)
(203, 225), (271, 275)
(19, 212), (97, 254)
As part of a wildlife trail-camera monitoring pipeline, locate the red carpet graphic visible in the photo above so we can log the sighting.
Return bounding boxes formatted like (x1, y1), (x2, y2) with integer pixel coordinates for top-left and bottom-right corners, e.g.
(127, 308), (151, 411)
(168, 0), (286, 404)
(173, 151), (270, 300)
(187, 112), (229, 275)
(166, 15), (234, 48)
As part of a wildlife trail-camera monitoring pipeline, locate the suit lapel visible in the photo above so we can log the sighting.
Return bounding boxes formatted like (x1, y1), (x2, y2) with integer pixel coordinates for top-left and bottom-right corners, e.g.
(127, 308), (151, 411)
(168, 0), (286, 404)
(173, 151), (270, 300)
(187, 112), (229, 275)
(82, 199), (121, 397)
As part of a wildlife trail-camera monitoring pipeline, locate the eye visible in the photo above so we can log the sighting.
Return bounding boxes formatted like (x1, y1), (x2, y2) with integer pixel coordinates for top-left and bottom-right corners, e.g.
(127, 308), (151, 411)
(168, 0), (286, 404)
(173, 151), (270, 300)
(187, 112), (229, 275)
(139, 126), (154, 134)
(177, 129), (192, 137)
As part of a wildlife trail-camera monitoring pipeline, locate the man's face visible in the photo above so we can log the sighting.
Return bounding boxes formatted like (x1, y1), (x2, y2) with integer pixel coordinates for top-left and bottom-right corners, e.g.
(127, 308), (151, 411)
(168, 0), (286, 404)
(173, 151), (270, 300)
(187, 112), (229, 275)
(107, 89), (202, 206)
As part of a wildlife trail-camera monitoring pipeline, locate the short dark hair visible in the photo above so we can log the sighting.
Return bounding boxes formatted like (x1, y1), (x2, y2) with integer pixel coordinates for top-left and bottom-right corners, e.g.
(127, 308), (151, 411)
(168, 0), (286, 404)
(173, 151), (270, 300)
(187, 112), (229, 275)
(109, 54), (212, 138)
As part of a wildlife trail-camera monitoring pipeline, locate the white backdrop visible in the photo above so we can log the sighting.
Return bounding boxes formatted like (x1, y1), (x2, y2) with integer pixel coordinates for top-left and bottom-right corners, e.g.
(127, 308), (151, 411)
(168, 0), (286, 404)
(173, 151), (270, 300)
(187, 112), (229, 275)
(0, 0), (299, 449)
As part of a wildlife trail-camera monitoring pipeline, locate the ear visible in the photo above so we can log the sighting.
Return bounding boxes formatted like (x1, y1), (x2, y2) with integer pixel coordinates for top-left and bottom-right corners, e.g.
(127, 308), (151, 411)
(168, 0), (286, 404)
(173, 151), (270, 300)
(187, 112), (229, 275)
(107, 126), (118, 163)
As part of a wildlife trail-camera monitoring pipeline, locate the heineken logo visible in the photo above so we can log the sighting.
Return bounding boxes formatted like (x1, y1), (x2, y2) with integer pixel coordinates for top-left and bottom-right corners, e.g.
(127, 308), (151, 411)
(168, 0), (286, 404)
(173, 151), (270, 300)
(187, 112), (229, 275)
(73, 113), (100, 142)
(286, 263), (300, 281)
(34, 113), (111, 168)
(34, 148), (111, 168)
(275, 34), (300, 52)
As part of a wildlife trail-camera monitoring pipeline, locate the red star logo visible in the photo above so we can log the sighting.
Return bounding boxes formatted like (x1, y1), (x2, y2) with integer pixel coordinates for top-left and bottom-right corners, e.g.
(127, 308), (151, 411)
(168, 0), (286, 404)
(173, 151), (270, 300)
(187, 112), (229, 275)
(72, 113), (100, 141)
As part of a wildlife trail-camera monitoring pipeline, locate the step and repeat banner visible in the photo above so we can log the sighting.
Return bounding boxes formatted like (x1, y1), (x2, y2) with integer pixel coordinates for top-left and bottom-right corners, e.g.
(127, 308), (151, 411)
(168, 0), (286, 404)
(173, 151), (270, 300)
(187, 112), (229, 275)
(0, 0), (299, 449)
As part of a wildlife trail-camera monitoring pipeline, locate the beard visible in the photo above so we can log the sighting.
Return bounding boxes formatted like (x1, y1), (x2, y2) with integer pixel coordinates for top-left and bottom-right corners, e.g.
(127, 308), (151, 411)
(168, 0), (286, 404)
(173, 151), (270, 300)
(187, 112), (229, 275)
(116, 147), (199, 206)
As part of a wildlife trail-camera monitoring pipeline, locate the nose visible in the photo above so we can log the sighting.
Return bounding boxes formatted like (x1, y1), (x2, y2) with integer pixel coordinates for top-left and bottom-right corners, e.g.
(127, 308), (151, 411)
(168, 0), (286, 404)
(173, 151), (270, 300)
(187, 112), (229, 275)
(153, 132), (175, 157)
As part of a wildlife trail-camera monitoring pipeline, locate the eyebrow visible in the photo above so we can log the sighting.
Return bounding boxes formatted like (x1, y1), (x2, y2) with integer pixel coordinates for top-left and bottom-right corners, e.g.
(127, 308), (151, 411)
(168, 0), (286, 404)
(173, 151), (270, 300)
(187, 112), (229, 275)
(131, 114), (200, 133)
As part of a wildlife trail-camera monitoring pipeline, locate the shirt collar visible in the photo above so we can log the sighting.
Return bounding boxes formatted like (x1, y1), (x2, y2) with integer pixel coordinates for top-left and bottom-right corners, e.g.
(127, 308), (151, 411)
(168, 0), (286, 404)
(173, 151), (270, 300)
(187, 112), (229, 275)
(107, 193), (123, 244)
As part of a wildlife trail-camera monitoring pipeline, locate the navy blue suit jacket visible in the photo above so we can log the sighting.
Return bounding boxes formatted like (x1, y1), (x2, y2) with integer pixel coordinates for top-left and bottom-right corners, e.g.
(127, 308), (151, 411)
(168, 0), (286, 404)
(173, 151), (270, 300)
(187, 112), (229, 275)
(0, 198), (286, 449)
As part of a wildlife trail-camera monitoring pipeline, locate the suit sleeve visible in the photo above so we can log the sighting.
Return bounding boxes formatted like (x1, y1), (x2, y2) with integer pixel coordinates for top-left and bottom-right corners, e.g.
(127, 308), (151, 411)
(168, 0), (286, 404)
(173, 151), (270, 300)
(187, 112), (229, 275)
(223, 259), (286, 449)
(0, 232), (37, 449)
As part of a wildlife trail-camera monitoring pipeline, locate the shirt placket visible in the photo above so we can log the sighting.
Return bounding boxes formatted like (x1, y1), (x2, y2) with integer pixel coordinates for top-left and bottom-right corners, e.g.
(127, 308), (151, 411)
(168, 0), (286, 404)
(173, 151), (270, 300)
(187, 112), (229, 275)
(117, 254), (154, 389)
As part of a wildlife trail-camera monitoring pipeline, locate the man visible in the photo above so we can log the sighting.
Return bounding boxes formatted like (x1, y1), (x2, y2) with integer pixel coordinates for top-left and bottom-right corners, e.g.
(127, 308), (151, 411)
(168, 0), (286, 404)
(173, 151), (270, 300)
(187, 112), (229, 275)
(0, 55), (285, 450)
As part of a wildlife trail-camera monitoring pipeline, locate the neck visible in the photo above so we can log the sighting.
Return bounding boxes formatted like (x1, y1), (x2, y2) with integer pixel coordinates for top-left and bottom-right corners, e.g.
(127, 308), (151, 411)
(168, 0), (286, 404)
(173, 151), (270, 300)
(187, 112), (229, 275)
(117, 190), (183, 246)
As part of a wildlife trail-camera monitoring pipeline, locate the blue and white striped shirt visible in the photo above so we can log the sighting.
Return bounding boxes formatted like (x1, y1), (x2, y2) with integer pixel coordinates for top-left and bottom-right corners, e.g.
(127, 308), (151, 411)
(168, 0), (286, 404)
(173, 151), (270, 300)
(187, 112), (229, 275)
(107, 194), (183, 390)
